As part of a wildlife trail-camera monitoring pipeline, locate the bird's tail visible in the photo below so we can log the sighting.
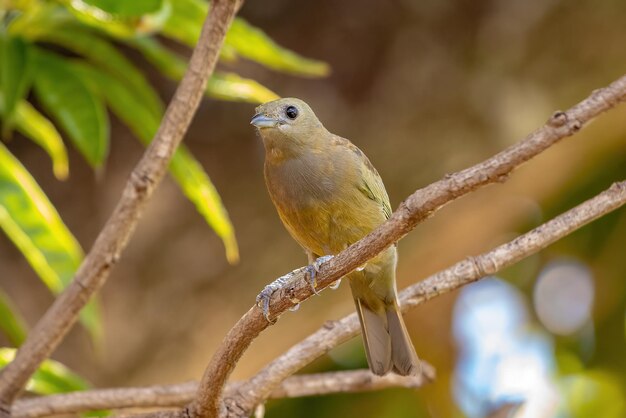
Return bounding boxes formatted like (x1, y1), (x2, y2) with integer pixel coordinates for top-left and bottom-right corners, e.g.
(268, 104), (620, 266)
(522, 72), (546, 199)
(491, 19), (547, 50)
(386, 303), (421, 376)
(351, 283), (420, 376)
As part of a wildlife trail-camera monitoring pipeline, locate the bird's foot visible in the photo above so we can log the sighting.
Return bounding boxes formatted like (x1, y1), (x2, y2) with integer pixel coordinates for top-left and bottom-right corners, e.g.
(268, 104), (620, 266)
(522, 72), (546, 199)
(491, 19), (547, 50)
(305, 255), (334, 294)
(256, 255), (334, 323)
(256, 270), (299, 323)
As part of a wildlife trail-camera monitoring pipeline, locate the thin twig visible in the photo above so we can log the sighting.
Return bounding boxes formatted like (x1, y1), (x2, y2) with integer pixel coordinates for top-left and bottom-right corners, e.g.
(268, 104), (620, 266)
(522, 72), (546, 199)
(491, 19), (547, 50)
(225, 180), (626, 416)
(15, 383), (197, 418)
(0, 0), (242, 414)
(12, 366), (435, 418)
(267, 366), (435, 398)
(179, 74), (626, 418)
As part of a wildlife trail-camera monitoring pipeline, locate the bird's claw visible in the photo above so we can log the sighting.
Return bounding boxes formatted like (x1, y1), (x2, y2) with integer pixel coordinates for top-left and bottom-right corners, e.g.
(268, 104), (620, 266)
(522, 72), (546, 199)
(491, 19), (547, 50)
(256, 255), (334, 323)
(256, 273), (293, 323)
(305, 255), (334, 294)
(329, 278), (342, 290)
(305, 265), (321, 295)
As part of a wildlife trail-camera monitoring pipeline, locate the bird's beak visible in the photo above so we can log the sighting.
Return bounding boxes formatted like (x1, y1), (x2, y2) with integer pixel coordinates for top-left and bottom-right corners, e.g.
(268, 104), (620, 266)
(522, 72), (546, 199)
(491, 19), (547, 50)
(250, 114), (279, 128)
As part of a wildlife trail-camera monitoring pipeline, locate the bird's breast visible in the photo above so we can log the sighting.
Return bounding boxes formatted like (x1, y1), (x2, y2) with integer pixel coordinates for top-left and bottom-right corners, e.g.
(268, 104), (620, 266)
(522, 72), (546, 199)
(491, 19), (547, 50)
(264, 153), (380, 255)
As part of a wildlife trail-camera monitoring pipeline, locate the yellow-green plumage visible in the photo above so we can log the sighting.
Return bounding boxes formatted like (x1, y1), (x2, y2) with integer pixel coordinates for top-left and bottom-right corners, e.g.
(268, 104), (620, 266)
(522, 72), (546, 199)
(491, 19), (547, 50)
(252, 98), (420, 376)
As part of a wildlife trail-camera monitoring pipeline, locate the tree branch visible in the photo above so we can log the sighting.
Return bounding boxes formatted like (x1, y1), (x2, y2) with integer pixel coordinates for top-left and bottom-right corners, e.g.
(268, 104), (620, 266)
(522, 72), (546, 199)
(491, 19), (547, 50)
(0, 0), (243, 414)
(15, 383), (197, 418)
(12, 366), (435, 418)
(225, 180), (626, 416)
(10, 179), (625, 418)
(266, 366), (435, 398)
(17, 178), (625, 418)
(179, 74), (626, 418)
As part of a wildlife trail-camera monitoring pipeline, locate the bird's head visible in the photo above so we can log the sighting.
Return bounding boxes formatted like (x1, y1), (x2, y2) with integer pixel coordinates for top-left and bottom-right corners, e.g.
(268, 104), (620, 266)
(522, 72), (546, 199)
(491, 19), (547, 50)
(250, 98), (326, 151)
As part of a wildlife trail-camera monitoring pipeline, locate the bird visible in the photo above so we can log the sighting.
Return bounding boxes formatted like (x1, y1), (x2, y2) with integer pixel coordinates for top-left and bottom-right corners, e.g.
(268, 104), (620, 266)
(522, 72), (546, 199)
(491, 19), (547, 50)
(251, 97), (420, 376)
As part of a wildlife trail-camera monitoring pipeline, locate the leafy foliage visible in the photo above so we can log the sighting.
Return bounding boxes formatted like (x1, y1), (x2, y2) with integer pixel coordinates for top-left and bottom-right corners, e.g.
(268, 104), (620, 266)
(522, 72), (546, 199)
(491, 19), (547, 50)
(0, 34), (32, 135)
(0, 0), (328, 343)
(0, 290), (27, 346)
(12, 98), (68, 180)
(0, 141), (101, 340)
(33, 49), (109, 167)
(0, 348), (89, 394)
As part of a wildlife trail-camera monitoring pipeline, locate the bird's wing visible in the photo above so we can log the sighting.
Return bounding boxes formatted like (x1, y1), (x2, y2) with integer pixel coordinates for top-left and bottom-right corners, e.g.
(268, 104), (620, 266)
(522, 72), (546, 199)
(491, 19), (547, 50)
(359, 162), (392, 220)
(331, 135), (392, 220)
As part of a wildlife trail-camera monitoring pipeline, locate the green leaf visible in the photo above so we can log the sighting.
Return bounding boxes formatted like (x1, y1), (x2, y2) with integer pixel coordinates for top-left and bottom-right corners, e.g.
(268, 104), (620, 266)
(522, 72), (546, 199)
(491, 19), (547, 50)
(0, 348), (89, 394)
(0, 289), (28, 346)
(6, 3), (72, 44)
(225, 18), (330, 77)
(161, 0), (205, 46)
(42, 27), (163, 118)
(0, 143), (81, 292)
(57, 0), (170, 37)
(169, 147), (239, 263)
(158, 0), (233, 62)
(73, 63), (239, 263)
(71, 63), (157, 139)
(207, 72), (280, 103)
(133, 37), (279, 103)
(0, 34), (32, 135)
(162, 0), (329, 77)
(12, 98), (69, 180)
(83, 0), (163, 17)
(32, 50), (109, 168)
(0, 143), (102, 341)
(56, 0), (138, 38)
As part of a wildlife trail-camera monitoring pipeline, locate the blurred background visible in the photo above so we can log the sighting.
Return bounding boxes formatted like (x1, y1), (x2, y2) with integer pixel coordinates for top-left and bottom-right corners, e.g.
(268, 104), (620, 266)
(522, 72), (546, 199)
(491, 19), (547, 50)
(1, 0), (626, 417)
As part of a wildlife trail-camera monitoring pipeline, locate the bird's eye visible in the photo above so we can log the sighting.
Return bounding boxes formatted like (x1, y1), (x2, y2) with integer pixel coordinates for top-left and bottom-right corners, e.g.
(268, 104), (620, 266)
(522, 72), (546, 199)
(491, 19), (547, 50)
(285, 105), (298, 120)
